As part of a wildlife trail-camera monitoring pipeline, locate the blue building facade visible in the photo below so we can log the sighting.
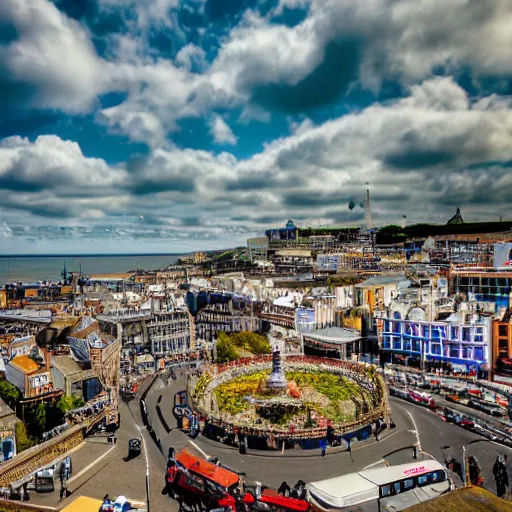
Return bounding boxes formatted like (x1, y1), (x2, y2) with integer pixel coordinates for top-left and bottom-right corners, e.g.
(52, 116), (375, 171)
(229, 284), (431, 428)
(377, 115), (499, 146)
(377, 316), (491, 370)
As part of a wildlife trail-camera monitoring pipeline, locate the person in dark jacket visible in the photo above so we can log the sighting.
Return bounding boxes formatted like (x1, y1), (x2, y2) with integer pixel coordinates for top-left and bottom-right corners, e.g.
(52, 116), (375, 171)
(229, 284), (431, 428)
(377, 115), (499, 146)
(320, 438), (328, 457)
(493, 454), (509, 498)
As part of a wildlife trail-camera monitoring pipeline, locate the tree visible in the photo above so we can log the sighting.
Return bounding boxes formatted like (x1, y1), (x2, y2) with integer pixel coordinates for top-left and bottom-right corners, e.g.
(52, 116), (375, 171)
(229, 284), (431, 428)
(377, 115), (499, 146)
(0, 380), (20, 409)
(15, 421), (35, 453)
(230, 331), (272, 354)
(216, 332), (240, 363)
(25, 402), (47, 439)
(57, 394), (84, 413)
(34, 402), (47, 435)
(215, 331), (271, 363)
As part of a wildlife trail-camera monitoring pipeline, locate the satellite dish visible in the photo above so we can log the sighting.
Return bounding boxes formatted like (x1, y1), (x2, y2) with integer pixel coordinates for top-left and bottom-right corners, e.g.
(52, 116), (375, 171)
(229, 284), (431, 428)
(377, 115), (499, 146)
(407, 307), (427, 322)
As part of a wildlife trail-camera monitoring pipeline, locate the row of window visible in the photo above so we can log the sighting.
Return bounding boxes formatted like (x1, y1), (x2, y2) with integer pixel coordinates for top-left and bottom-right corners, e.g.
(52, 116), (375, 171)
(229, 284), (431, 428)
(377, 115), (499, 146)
(455, 277), (512, 287)
(382, 321), (485, 342)
(380, 470), (447, 498)
(381, 336), (486, 361)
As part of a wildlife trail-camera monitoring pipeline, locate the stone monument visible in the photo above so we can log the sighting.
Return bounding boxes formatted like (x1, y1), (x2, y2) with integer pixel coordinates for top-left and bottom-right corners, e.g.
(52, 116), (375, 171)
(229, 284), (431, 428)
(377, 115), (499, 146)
(267, 348), (288, 391)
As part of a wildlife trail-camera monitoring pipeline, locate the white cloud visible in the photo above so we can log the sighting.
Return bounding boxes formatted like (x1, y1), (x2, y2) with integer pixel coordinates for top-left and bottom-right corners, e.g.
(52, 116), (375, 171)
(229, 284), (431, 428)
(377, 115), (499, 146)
(3, 78), (512, 247)
(175, 44), (207, 71)
(0, 0), (106, 113)
(209, 115), (238, 145)
(0, 223), (13, 239)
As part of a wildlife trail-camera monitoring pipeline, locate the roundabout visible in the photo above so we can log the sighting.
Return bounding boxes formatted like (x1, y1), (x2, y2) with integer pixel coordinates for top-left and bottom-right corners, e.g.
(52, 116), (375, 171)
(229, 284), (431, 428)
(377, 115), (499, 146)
(189, 354), (387, 450)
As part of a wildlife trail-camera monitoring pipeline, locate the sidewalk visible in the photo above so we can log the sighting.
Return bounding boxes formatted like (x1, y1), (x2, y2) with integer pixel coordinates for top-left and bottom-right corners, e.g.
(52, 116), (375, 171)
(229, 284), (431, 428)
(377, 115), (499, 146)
(197, 425), (398, 458)
(27, 400), (147, 510)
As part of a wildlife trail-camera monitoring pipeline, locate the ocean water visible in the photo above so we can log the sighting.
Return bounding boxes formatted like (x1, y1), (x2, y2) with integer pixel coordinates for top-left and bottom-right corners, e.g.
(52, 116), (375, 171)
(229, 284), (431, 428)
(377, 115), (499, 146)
(0, 254), (181, 285)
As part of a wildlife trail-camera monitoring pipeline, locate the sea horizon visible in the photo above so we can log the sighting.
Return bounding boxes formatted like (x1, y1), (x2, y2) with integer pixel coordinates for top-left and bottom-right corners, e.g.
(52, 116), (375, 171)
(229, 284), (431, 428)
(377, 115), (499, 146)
(0, 252), (186, 258)
(0, 253), (185, 285)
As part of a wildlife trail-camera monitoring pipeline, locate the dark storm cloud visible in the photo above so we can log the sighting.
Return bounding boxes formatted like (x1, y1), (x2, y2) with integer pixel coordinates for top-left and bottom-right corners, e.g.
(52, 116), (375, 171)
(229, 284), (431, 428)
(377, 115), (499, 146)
(225, 170), (306, 191)
(130, 177), (196, 196)
(325, 209), (365, 223)
(226, 175), (272, 191)
(125, 154), (197, 195)
(282, 191), (350, 208)
(180, 216), (202, 227)
(384, 149), (456, 170)
(251, 38), (361, 114)
(382, 130), (465, 170)
(275, 137), (329, 170)
(426, 165), (512, 207)
(0, 197), (77, 218)
(0, 169), (47, 193)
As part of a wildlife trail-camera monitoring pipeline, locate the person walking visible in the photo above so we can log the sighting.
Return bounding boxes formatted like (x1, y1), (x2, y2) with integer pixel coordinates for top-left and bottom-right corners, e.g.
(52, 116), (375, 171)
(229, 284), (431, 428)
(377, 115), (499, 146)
(493, 454), (509, 498)
(320, 438), (328, 457)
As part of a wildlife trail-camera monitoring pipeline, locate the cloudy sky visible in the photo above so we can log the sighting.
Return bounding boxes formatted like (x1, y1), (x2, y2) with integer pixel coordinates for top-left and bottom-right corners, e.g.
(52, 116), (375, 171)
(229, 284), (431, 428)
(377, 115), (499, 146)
(1, 0), (512, 254)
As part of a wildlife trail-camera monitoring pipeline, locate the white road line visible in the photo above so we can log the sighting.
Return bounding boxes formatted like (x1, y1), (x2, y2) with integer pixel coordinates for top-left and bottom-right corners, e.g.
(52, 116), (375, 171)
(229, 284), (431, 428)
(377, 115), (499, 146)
(67, 444), (116, 485)
(188, 440), (210, 459)
(406, 410), (422, 451)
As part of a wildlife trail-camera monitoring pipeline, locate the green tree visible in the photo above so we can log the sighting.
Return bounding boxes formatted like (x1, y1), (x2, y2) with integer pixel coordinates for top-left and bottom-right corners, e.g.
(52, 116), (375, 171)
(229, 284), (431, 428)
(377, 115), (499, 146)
(216, 332), (240, 363)
(15, 421), (35, 453)
(35, 402), (47, 435)
(0, 380), (20, 409)
(230, 331), (272, 355)
(57, 394), (84, 413)
(25, 402), (47, 439)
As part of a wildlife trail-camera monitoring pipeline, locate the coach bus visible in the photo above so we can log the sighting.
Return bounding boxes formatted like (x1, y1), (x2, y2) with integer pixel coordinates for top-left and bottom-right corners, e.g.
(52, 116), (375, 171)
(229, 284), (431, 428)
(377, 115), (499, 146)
(307, 459), (451, 511)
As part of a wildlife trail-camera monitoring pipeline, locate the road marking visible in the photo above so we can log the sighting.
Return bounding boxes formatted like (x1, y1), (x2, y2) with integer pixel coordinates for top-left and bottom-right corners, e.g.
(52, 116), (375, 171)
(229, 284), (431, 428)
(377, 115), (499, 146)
(67, 445), (116, 485)
(406, 410), (422, 451)
(189, 440), (210, 459)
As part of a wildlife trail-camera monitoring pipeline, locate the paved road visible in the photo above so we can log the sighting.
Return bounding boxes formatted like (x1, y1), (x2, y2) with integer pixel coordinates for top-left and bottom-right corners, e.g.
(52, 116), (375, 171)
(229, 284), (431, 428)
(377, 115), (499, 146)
(394, 397), (512, 496)
(144, 369), (512, 508)
(27, 399), (150, 509)
(144, 370), (420, 486)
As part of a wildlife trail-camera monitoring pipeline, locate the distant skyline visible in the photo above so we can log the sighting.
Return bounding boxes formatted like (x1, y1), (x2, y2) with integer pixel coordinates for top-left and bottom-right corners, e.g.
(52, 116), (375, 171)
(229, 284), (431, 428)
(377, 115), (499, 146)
(2, 0), (512, 254)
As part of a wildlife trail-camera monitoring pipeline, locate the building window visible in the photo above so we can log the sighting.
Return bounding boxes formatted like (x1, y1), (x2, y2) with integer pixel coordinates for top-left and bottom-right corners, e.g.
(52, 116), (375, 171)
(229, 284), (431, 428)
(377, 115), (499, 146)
(431, 343), (442, 356)
(499, 325), (508, 338)
(449, 345), (460, 358)
(474, 347), (484, 361)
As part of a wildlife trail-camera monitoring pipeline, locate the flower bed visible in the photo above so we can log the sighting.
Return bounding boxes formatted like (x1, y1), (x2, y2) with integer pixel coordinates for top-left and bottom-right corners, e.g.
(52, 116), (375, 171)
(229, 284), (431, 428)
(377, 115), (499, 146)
(189, 355), (386, 443)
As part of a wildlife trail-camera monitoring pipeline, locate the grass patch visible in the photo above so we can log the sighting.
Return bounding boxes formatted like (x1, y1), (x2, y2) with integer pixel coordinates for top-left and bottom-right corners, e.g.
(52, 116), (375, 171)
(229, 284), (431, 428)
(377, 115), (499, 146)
(286, 371), (361, 402)
(215, 371), (270, 414)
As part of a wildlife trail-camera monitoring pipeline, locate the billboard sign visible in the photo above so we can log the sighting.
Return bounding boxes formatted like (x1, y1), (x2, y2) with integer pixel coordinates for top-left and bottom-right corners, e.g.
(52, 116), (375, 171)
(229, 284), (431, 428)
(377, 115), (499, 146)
(295, 308), (315, 333)
(494, 243), (512, 268)
(317, 255), (339, 272)
(247, 237), (269, 249)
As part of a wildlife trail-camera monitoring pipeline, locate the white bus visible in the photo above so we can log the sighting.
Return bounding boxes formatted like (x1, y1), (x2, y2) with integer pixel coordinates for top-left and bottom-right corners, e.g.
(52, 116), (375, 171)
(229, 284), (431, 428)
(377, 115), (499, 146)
(307, 459), (451, 511)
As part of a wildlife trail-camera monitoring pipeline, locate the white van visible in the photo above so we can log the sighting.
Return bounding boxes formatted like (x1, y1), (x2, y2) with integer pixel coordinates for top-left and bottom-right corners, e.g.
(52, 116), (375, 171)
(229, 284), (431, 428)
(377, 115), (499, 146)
(307, 459), (450, 511)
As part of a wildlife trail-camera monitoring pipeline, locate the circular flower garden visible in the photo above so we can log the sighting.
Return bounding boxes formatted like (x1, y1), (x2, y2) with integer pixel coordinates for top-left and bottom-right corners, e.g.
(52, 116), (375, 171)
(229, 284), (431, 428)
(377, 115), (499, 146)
(189, 355), (387, 444)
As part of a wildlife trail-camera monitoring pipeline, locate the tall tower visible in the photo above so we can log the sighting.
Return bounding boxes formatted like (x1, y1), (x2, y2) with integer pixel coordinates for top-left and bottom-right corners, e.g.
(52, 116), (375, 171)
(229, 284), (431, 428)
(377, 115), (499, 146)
(365, 188), (372, 230)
